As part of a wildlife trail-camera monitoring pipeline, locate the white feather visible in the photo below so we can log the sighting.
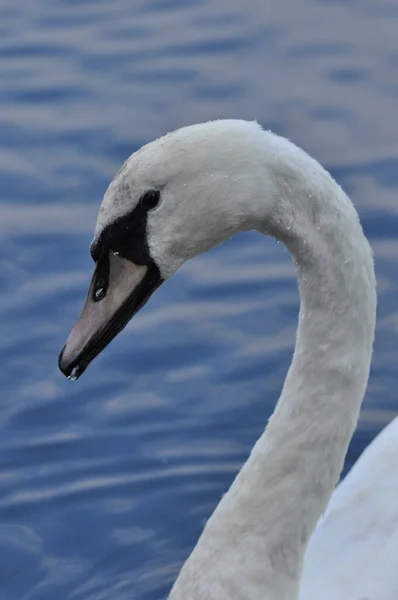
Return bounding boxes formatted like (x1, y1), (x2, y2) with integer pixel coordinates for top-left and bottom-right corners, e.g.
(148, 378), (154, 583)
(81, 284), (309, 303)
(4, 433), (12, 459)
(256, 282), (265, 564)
(93, 120), (397, 600)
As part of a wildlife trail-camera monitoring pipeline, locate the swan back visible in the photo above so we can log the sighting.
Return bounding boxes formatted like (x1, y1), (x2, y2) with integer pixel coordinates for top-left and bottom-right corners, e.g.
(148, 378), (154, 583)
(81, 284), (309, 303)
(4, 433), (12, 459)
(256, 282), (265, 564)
(300, 416), (398, 600)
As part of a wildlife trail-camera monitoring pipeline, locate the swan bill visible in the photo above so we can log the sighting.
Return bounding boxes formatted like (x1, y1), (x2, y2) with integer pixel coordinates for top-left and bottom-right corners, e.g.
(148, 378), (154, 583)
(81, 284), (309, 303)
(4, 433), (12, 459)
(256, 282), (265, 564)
(58, 252), (163, 380)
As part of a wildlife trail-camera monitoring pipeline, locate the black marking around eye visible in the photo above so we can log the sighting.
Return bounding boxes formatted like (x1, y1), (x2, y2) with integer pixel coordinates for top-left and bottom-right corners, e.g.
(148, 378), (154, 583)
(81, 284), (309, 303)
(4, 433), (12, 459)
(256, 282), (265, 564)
(90, 190), (160, 266)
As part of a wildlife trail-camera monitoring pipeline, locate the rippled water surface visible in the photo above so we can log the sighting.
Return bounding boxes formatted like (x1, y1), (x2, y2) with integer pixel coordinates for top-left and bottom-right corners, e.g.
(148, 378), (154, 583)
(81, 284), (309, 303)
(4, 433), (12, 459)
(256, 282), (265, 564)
(1, 1), (398, 598)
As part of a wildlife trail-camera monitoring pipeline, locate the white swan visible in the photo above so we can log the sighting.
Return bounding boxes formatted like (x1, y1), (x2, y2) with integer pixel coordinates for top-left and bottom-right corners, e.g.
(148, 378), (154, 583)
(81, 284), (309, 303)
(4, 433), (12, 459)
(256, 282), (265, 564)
(59, 120), (398, 600)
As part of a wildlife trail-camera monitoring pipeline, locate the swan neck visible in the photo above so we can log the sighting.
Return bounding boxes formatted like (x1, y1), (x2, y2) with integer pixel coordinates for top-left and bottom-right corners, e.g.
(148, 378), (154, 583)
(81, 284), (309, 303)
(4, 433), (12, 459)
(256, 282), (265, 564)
(251, 146), (376, 594)
(170, 133), (376, 600)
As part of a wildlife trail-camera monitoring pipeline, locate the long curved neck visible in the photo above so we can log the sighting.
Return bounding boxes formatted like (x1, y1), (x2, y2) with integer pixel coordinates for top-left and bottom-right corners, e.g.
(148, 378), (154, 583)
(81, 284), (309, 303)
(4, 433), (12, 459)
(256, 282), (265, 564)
(170, 132), (376, 600)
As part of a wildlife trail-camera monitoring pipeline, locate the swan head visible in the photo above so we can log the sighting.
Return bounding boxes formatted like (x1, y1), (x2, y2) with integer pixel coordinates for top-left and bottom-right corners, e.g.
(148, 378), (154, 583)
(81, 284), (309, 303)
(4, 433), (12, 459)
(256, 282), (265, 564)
(59, 119), (268, 379)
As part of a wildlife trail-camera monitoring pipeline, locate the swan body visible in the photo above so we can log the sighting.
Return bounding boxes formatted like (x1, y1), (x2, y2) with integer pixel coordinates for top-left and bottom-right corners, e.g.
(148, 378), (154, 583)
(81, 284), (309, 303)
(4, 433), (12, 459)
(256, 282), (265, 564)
(300, 414), (398, 600)
(59, 120), (397, 599)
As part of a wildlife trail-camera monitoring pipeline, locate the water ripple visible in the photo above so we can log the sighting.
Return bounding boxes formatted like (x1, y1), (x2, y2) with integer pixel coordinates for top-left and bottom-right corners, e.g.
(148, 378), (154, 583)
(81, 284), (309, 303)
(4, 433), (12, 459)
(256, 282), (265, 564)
(0, 0), (397, 598)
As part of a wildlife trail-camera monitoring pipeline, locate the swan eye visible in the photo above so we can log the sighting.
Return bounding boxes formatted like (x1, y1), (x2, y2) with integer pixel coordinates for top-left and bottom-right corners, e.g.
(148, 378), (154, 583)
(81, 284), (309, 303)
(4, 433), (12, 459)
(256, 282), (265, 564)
(139, 190), (160, 211)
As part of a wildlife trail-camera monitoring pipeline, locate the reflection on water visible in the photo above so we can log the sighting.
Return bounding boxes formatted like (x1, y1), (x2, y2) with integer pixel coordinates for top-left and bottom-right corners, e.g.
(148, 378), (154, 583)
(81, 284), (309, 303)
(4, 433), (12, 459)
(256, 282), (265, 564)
(0, 0), (397, 598)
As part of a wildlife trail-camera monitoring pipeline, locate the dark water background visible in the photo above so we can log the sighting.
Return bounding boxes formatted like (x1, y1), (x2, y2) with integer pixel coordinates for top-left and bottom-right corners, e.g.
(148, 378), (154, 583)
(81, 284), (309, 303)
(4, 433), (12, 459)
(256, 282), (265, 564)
(0, 1), (397, 598)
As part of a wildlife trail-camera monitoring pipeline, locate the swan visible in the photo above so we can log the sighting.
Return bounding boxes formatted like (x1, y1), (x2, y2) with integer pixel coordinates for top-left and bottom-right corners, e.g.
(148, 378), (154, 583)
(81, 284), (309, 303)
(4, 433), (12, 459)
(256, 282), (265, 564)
(58, 119), (398, 599)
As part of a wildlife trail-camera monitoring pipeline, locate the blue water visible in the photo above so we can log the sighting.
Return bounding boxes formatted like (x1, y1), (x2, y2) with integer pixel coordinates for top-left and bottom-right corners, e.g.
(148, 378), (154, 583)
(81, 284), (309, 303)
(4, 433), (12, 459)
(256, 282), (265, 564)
(1, 0), (397, 598)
